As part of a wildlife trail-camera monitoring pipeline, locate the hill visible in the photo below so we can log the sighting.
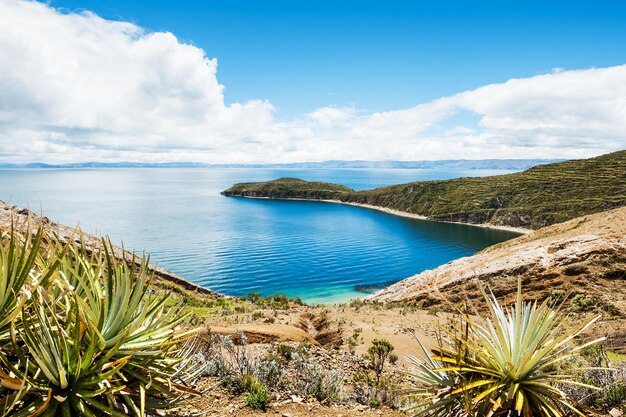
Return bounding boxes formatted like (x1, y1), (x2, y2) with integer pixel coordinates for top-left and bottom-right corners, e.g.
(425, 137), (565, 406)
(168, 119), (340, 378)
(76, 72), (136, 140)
(222, 150), (626, 229)
(222, 177), (354, 200)
(368, 206), (626, 349)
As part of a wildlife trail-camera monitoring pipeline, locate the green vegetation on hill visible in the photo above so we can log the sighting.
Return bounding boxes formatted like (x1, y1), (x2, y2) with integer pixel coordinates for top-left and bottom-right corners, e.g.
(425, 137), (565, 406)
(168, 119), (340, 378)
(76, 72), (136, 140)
(222, 150), (626, 229)
(222, 177), (354, 200)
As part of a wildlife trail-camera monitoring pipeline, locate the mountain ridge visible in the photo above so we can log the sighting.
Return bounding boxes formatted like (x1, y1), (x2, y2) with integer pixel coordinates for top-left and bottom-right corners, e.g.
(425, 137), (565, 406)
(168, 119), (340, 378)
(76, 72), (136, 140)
(0, 159), (561, 170)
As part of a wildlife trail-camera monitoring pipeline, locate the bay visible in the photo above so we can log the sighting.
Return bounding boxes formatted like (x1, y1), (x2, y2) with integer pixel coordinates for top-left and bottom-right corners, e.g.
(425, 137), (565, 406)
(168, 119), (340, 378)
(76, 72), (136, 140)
(0, 168), (520, 303)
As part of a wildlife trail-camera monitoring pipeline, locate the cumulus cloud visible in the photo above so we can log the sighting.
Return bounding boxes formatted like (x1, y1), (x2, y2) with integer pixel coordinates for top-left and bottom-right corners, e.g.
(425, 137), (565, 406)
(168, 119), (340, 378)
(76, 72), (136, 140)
(0, 0), (624, 163)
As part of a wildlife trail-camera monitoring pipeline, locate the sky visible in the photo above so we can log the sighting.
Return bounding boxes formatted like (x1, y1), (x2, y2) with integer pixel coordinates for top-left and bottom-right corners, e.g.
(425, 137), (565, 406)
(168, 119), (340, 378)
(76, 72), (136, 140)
(0, 0), (625, 163)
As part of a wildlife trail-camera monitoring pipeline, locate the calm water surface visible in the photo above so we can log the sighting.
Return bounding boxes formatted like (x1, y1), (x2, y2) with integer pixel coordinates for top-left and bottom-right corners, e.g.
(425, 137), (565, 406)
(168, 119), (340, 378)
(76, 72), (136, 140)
(0, 168), (520, 303)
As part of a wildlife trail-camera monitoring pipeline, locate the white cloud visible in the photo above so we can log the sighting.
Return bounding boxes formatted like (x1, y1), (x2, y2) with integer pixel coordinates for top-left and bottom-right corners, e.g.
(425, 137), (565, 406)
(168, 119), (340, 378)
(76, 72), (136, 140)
(0, 0), (624, 163)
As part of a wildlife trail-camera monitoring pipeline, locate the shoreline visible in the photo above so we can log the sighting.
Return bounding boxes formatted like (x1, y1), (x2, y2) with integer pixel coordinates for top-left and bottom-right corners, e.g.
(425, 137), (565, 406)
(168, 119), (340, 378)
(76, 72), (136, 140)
(235, 195), (532, 235)
(0, 201), (223, 298)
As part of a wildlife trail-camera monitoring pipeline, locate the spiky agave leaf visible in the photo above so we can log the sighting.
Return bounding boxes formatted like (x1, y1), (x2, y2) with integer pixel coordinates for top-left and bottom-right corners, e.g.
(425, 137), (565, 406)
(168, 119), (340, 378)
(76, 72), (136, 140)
(56, 238), (201, 414)
(0, 224), (48, 335)
(0, 221), (69, 414)
(406, 279), (604, 417)
(403, 336), (466, 416)
(10, 289), (131, 417)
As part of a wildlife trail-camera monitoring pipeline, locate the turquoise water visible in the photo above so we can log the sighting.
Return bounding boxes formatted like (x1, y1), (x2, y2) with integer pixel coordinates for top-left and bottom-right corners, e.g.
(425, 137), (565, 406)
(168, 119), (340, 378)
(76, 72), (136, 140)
(0, 168), (520, 304)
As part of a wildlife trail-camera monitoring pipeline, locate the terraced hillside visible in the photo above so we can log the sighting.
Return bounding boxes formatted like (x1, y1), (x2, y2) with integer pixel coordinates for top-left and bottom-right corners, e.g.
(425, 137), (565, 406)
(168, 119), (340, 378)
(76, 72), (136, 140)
(222, 150), (626, 229)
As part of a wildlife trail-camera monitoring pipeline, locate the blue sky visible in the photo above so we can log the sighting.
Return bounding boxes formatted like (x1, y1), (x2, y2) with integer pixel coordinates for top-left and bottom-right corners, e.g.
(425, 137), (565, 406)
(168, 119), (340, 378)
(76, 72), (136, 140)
(0, 0), (625, 163)
(49, 0), (626, 117)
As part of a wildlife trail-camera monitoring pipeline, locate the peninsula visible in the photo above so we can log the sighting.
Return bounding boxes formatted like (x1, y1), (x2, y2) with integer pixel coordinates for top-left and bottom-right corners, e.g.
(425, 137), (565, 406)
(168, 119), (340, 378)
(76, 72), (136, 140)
(222, 150), (626, 230)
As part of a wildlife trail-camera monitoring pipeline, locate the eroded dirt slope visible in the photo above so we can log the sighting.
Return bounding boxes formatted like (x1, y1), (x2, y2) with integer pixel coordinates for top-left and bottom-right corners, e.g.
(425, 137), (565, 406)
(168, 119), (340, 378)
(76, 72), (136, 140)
(370, 207), (626, 316)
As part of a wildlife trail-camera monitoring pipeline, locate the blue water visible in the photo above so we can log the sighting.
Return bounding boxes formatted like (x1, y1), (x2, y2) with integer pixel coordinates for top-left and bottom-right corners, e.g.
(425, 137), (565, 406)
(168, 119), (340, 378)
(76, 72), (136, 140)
(0, 168), (521, 304)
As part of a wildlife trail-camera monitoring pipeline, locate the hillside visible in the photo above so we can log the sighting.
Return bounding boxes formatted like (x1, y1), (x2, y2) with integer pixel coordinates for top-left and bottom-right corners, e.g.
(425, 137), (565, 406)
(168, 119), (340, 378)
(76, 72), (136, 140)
(368, 206), (626, 348)
(2, 202), (625, 415)
(222, 150), (626, 229)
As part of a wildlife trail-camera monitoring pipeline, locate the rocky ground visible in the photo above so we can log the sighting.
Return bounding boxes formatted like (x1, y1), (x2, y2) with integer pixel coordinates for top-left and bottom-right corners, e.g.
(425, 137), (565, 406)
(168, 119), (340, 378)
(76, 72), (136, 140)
(170, 300), (456, 416)
(181, 385), (406, 417)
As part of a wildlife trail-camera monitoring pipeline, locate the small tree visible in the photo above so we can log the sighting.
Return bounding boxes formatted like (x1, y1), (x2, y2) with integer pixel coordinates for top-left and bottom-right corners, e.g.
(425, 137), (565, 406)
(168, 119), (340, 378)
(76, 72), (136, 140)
(367, 339), (395, 384)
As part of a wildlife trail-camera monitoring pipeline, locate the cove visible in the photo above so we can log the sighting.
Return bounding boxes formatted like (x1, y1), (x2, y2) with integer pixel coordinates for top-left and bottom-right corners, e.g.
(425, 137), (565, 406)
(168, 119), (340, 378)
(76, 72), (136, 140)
(0, 168), (520, 304)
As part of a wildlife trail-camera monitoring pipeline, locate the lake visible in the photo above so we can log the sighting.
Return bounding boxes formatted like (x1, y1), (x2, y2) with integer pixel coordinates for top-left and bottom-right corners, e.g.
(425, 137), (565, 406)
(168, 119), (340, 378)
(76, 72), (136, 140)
(0, 168), (520, 303)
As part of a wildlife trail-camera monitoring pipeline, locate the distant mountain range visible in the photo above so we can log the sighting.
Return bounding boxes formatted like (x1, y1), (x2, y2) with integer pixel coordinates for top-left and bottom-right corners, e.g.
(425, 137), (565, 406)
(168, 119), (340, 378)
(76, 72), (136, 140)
(0, 159), (562, 170)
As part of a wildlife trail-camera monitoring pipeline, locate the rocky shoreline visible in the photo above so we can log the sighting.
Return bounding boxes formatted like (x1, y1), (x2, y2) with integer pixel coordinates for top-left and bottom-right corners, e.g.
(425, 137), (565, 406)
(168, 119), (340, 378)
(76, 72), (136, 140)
(0, 201), (222, 298)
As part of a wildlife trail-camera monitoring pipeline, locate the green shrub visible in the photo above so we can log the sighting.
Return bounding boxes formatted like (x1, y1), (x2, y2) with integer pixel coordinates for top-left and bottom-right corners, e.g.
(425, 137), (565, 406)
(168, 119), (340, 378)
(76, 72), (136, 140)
(245, 382), (270, 410)
(290, 354), (342, 402)
(571, 293), (596, 312)
(352, 372), (371, 384)
(366, 339), (395, 384)
(368, 396), (380, 408)
(223, 371), (257, 394)
(275, 343), (294, 361)
(247, 292), (261, 303)
(546, 288), (566, 304)
(598, 381), (626, 409)
(223, 375), (247, 395)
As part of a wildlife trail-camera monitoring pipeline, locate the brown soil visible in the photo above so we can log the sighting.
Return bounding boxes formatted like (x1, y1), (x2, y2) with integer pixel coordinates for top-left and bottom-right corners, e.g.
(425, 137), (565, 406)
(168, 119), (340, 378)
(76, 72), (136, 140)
(181, 378), (406, 416)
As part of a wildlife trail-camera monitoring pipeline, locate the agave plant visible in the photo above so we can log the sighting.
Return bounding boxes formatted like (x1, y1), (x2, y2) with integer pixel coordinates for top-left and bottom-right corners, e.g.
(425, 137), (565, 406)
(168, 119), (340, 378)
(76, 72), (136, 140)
(0, 224), (66, 414)
(10, 291), (132, 416)
(0, 224), (200, 416)
(406, 280), (604, 417)
(0, 225), (58, 336)
(404, 336), (466, 416)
